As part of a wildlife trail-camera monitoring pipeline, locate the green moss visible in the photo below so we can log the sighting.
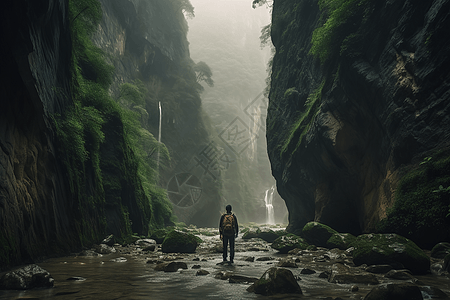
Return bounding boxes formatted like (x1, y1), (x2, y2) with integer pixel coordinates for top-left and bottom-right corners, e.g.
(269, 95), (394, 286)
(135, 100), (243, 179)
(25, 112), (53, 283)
(161, 229), (199, 253)
(326, 233), (356, 250)
(377, 148), (450, 248)
(280, 80), (325, 158)
(351, 233), (430, 274)
(271, 234), (309, 253)
(310, 0), (370, 63)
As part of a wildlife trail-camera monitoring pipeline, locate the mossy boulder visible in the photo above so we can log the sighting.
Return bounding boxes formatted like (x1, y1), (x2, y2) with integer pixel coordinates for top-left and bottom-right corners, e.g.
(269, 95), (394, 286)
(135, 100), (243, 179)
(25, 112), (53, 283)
(326, 233), (356, 250)
(243, 229), (280, 243)
(302, 222), (338, 247)
(271, 234), (309, 254)
(247, 267), (302, 296)
(161, 230), (199, 253)
(431, 242), (450, 259)
(351, 233), (430, 274)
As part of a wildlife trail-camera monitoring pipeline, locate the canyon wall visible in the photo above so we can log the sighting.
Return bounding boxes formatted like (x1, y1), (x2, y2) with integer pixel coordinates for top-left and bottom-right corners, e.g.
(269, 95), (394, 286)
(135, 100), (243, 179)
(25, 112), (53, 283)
(267, 0), (450, 245)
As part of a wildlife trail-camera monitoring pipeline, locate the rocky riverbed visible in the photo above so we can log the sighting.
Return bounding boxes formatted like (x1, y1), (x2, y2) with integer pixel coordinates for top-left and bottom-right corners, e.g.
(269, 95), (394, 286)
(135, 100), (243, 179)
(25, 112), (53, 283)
(1, 224), (450, 299)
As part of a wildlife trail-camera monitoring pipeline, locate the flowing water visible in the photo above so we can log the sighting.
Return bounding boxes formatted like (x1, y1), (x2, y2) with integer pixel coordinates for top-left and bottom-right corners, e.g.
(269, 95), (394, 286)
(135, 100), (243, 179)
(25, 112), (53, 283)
(264, 187), (275, 225)
(2, 229), (450, 300)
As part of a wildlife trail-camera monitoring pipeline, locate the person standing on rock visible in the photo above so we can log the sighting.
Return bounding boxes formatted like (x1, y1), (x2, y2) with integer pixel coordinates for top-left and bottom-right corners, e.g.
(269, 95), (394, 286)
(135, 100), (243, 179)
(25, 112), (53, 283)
(219, 204), (239, 263)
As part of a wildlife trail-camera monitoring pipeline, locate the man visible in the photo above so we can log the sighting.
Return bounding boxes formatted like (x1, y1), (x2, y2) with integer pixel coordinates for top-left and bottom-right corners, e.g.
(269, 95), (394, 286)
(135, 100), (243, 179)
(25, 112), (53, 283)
(219, 204), (239, 263)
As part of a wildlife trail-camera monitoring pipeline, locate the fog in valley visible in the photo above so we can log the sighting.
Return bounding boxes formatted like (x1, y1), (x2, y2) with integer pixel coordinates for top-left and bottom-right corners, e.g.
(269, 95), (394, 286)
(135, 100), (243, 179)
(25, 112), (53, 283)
(185, 0), (287, 224)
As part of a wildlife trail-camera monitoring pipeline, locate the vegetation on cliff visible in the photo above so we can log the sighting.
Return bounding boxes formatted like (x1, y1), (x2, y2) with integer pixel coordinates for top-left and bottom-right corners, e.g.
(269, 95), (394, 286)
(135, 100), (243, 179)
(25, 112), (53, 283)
(52, 0), (174, 246)
(378, 149), (450, 248)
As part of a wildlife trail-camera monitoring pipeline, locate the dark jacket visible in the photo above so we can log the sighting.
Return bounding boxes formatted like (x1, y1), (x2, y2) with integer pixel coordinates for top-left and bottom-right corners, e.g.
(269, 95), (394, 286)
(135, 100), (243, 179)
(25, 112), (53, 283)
(219, 212), (239, 236)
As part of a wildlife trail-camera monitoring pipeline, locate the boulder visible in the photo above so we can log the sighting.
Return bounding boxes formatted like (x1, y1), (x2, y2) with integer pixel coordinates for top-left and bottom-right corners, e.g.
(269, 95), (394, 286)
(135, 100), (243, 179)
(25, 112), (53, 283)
(243, 256), (255, 262)
(302, 222), (338, 247)
(93, 244), (116, 254)
(247, 267), (302, 296)
(431, 242), (450, 259)
(329, 263), (379, 285)
(196, 270), (210, 276)
(271, 234), (309, 254)
(161, 230), (198, 253)
(326, 233), (356, 250)
(300, 268), (316, 275)
(154, 262), (188, 272)
(385, 269), (414, 280)
(351, 233), (430, 274)
(363, 283), (423, 300)
(0, 264), (54, 290)
(277, 259), (298, 268)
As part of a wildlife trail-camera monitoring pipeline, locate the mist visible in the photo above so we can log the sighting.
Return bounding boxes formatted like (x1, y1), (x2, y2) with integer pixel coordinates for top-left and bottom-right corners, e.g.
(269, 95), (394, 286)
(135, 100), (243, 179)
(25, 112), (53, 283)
(186, 0), (287, 224)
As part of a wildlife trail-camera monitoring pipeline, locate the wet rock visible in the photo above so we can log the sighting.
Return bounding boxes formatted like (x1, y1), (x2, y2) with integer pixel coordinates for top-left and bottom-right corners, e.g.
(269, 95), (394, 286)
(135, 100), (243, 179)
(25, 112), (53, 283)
(192, 265), (201, 269)
(326, 233), (356, 250)
(155, 261), (188, 272)
(143, 245), (156, 252)
(431, 262), (445, 276)
(93, 244), (116, 254)
(109, 257), (127, 262)
(193, 257), (200, 261)
(243, 256), (255, 262)
(102, 234), (115, 246)
(365, 264), (393, 274)
(351, 233), (430, 274)
(79, 249), (102, 257)
(277, 259), (298, 268)
(385, 269), (414, 280)
(196, 270), (209, 276)
(302, 222), (338, 247)
(288, 248), (303, 255)
(161, 230), (198, 253)
(363, 283), (423, 300)
(247, 267), (302, 296)
(319, 271), (331, 279)
(300, 268), (316, 274)
(271, 234), (309, 254)
(135, 239), (156, 248)
(0, 264), (54, 290)
(329, 263), (379, 285)
(256, 257), (273, 261)
(229, 275), (258, 284)
(431, 242), (450, 259)
(350, 285), (359, 292)
(214, 271), (232, 280)
(419, 286), (450, 299)
(214, 243), (223, 253)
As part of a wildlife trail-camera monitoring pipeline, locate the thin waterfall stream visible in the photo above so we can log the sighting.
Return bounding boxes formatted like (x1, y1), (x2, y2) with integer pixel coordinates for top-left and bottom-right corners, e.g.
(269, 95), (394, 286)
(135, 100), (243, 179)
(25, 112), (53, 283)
(264, 186), (275, 225)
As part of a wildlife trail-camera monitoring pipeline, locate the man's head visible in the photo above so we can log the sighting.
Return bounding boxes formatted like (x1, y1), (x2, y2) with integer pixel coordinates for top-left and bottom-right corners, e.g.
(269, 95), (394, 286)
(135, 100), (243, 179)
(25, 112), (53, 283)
(226, 204), (232, 213)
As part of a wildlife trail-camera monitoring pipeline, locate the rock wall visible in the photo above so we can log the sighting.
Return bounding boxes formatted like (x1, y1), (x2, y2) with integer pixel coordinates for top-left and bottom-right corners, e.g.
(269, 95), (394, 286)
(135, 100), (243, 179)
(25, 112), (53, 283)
(0, 0), (76, 269)
(92, 0), (222, 227)
(267, 0), (450, 236)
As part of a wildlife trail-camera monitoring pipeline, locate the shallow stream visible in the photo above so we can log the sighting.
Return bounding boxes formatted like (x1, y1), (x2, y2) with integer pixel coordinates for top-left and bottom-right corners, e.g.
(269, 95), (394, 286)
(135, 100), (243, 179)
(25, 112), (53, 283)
(2, 228), (450, 300)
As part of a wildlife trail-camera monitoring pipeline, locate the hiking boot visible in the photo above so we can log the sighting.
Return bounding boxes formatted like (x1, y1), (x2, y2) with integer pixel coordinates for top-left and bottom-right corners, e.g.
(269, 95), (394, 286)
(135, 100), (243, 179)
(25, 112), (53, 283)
(230, 259), (234, 263)
(223, 258), (227, 262)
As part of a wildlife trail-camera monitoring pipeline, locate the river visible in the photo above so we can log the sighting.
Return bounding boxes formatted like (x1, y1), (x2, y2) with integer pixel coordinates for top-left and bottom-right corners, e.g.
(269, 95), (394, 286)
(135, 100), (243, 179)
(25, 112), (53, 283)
(1, 226), (450, 299)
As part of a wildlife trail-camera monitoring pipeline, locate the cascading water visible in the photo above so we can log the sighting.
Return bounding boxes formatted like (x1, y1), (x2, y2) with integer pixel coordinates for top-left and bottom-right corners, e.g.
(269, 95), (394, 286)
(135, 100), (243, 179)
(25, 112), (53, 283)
(264, 186), (275, 224)
(248, 106), (261, 161)
(156, 102), (162, 173)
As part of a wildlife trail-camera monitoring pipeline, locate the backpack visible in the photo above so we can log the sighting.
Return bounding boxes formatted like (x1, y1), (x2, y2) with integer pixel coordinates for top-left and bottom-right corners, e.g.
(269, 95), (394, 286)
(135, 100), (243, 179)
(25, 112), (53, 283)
(222, 214), (235, 236)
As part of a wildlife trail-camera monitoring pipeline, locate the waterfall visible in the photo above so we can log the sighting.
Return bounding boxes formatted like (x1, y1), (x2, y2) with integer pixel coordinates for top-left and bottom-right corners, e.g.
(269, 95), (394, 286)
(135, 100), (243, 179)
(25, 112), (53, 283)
(157, 102), (162, 174)
(264, 186), (275, 224)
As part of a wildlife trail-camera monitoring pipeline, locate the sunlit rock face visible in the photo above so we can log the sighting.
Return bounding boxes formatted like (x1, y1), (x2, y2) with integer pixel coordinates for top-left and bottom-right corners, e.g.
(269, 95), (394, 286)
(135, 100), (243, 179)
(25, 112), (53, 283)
(0, 0), (74, 269)
(267, 0), (450, 235)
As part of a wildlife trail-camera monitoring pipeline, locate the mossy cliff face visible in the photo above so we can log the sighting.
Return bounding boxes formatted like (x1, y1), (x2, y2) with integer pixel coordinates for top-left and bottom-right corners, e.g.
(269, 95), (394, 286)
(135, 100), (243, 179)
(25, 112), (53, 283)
(0, 0), (75, 269)
(267, 0), (450, 241)
(92, 0), (222, 227)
